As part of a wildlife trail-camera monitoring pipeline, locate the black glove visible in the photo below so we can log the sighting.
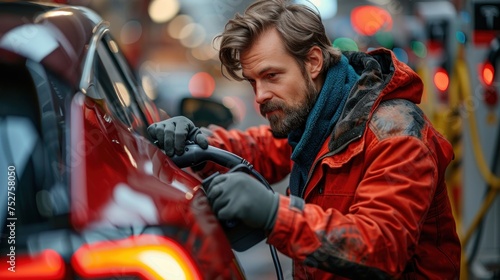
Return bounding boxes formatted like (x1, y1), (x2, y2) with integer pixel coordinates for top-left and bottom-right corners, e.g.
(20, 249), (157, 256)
(147, 116), (208, 157)
(206, 172), (279, 230)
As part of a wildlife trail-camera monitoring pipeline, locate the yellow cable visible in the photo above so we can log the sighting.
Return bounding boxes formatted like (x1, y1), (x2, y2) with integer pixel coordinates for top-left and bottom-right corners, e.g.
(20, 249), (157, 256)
(456, 59), (500, 188)
(414, 44), (498, 277)
(416, 61), (434, 118)
(454, 53), (500, 248)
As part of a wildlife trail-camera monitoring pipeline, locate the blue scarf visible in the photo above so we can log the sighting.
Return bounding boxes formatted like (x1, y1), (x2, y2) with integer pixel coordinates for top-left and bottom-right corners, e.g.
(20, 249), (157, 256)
(288, 55), (359, 196)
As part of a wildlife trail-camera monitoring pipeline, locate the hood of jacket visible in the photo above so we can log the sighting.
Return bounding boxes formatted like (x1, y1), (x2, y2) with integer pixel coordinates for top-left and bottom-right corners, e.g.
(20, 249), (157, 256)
(329, 48), (424, 152)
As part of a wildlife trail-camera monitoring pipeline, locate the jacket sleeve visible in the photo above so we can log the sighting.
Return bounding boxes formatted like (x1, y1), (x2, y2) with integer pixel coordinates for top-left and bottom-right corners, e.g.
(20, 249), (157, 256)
(267, 135), (438, 279)
(198, 124), (292, 184)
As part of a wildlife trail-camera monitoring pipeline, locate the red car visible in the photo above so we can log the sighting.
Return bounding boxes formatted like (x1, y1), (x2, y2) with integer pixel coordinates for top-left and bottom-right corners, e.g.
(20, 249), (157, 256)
(0, 2), (246, 279)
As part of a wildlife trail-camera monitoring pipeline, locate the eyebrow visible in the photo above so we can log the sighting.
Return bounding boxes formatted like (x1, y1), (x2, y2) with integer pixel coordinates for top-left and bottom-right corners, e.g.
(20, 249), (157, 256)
(243, 66), (283, 79)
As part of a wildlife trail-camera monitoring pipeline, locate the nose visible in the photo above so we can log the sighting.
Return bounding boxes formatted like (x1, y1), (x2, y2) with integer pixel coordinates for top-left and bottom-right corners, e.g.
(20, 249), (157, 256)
(254, 82), (272, 104)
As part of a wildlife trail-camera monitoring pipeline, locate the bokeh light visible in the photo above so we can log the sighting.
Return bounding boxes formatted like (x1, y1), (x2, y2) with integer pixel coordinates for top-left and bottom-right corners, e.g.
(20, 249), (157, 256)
(188, 72), (215, 98)
(332, 37), (359, 51)
(393, 47), (408, 64)
(481, 62), (495, 86)
(179, 23), (206, 48)
(141, 75), (157, 100)
(148, 0), (180, 23)
(167, 15), (193, 39)
(410, 41), (427, 58)
(295, 0), (337, 19)
(191, 45), (218, 61)
(375, 32), (394, 49)
(434, 67), (449, 92)
(456, 31), (466, 44)
(351, 6), (393, 36)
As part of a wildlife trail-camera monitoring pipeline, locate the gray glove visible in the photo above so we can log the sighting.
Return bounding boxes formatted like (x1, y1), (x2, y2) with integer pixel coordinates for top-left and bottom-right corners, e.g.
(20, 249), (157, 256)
(147, 116), (208, 156)
(206, 172), (279, 230)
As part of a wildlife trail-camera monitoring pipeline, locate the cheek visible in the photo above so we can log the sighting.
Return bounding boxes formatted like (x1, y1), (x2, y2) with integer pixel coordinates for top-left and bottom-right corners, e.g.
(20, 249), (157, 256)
(281, 78), (307, 104)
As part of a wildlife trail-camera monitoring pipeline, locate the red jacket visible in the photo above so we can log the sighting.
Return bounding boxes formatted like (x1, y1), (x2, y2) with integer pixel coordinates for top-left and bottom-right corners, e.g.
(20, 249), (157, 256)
(202, 49), (461, 279)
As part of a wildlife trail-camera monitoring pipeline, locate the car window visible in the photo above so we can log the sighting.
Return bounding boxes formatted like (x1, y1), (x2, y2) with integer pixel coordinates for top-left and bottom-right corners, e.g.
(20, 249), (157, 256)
(94, 41), (148, 136)
(101, 33), (161, 126)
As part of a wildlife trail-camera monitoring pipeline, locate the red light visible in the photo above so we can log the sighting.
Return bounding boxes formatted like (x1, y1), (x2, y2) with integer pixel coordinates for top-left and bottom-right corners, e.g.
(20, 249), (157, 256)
(0, 250), (65, 279)
(72, 235), (202, 280)
(481, 62), (495, 86)
(188, 72), (215, 98)
(434, 67), (449, 92)
(351, 6), (393, 36)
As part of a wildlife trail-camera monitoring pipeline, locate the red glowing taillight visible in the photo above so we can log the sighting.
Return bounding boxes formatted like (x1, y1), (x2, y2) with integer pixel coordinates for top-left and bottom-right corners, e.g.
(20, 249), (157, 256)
(0, 250), (66, 279)
(72, 234), (202, 280)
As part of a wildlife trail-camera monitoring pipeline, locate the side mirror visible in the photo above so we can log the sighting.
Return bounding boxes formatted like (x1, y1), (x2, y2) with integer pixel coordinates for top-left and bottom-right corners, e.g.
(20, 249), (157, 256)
(180, 97), (234, 129)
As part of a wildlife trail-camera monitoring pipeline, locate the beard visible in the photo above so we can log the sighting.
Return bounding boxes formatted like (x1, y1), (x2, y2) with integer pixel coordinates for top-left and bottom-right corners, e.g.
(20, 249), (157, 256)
(260, 77), (318, 138)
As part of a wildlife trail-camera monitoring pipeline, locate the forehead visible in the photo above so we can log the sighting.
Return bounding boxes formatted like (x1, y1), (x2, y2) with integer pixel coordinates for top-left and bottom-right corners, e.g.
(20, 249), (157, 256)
(240, 28), (293, 75)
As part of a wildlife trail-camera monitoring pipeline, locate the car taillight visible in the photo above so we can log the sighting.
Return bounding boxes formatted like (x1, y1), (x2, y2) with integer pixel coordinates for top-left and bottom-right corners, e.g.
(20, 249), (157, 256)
(0, 249), (65, 279)
(71, 234), (202, 280)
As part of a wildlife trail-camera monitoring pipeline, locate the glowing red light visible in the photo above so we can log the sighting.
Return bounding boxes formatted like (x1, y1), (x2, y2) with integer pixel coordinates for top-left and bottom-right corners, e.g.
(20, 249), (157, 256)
(188, 72), (215, 98)
(0, 250), (65, 279)
(434, 68), (449, 92)
(481, 62), (495, 86)
(351, 6), (393, 36)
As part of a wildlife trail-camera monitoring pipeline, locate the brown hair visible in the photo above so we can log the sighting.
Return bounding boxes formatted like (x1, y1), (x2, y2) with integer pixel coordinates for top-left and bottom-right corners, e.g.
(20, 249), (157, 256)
(216, 0), (341, 81)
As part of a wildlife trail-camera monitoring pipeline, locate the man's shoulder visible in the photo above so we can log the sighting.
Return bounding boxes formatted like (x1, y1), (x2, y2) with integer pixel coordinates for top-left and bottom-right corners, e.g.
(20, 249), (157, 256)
(368, 99), (426, 141)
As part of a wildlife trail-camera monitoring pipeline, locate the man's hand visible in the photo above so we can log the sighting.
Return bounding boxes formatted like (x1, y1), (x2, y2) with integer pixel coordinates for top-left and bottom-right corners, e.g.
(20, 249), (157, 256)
(206, 172), (279, 230)
(147, 116), (208, 157)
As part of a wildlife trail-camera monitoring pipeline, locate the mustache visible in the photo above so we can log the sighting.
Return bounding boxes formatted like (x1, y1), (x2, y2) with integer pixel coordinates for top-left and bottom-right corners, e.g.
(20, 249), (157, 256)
(260, 101), (284, 117)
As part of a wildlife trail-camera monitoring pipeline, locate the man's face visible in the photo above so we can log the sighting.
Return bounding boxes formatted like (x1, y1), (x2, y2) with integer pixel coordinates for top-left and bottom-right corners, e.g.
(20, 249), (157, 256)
(240, 28), (318, 138)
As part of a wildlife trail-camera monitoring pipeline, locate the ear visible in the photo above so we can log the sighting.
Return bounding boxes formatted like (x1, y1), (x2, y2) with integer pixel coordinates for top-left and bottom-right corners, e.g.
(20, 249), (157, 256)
(306, 46), (323, 80)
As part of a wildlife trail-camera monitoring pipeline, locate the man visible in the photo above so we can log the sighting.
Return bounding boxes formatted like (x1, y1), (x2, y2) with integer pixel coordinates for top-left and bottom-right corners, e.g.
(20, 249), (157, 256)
(148, 0), (461, 278)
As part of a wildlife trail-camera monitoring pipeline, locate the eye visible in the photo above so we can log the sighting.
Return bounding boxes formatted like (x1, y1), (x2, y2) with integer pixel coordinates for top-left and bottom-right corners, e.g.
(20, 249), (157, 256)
(245, 79), (256, 90)
(266, 73), (277, 80)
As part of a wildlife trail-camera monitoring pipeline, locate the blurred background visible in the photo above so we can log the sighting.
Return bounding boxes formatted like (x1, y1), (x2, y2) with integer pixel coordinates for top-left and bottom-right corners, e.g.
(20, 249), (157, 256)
(29, 0), (500, 278)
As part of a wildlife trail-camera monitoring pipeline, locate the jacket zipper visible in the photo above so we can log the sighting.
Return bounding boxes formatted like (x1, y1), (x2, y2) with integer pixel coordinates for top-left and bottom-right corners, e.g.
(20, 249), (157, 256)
(299, 133), (363, 198)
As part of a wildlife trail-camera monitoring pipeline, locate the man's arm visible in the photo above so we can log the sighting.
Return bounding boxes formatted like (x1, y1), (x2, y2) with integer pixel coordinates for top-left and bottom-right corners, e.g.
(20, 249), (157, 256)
(198, 124), (292, 185)
(267, 136), (437, 278)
